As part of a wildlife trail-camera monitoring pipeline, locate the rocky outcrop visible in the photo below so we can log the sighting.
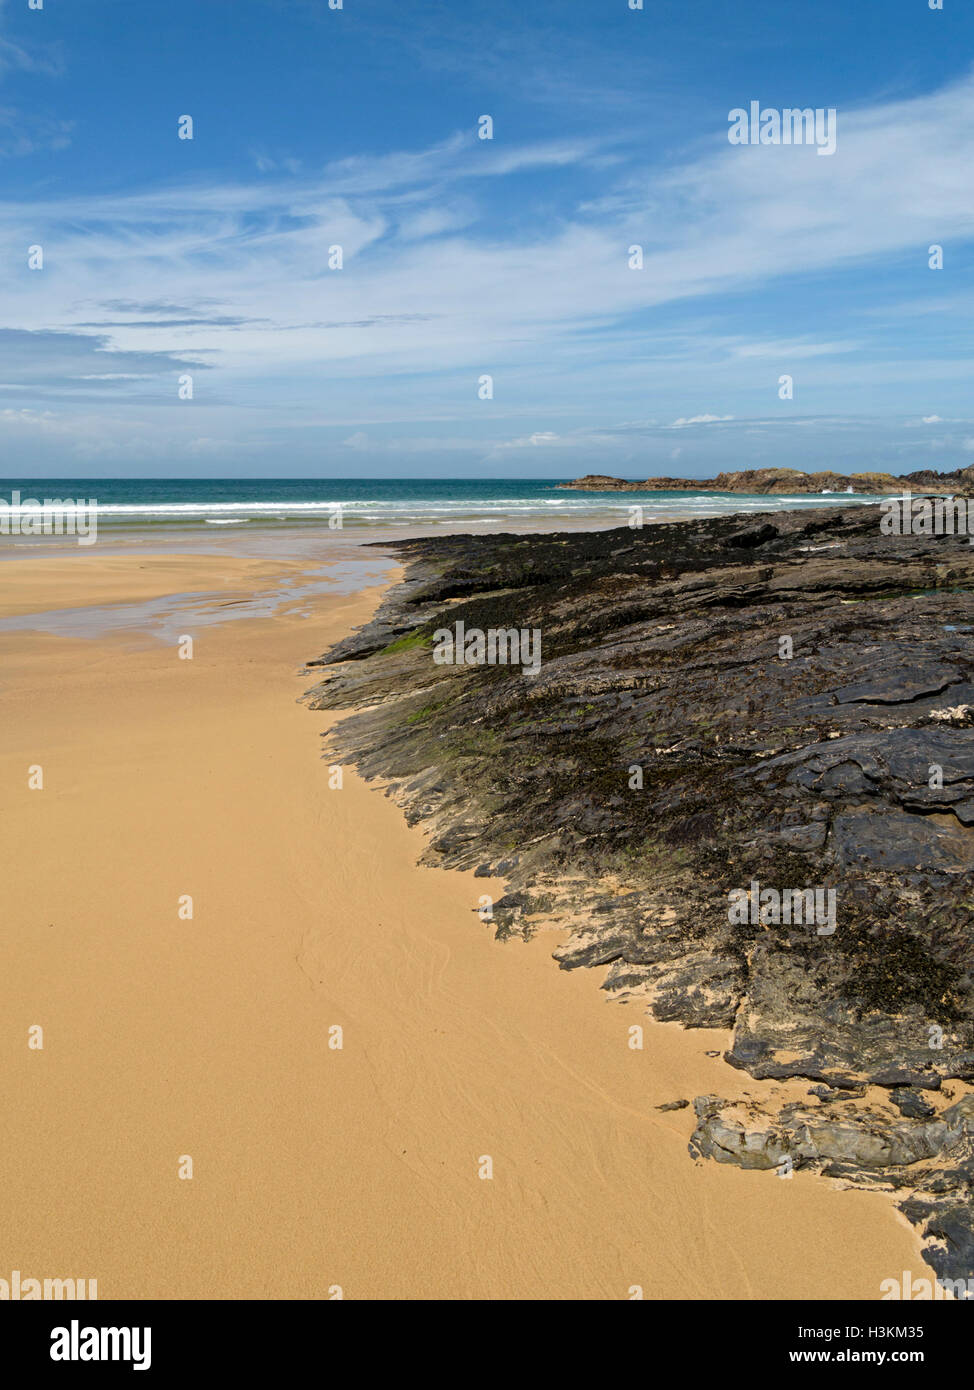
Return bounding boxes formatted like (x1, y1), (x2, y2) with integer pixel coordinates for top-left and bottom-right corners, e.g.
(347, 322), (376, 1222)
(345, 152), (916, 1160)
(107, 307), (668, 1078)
(303, 504), (974, 1285)
(558, 465), (974, 495)
(692, 1092), (974, 1292)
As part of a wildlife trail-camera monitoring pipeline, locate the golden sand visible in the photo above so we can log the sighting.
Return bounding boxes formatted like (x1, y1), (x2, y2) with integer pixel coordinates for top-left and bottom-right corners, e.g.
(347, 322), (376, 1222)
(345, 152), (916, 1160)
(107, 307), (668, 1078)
(0, 551), (926, 1298)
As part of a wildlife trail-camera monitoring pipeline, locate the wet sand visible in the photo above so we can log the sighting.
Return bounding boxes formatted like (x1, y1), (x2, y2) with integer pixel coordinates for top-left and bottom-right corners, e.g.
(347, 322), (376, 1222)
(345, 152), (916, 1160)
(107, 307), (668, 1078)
(0, 552), (317, 620)
(0, 549), (926, 1298)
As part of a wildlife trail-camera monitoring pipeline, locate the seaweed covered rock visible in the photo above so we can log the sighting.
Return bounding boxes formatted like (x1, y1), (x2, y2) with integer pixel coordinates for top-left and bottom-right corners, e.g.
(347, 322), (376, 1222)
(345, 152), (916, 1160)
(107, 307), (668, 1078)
(304, 504), (974, 1281)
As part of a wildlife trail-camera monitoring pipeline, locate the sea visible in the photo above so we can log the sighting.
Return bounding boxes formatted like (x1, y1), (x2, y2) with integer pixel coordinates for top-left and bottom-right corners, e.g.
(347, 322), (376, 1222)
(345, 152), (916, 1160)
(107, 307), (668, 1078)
(0, 475), (881, 643)
(0, 477), (878, 541)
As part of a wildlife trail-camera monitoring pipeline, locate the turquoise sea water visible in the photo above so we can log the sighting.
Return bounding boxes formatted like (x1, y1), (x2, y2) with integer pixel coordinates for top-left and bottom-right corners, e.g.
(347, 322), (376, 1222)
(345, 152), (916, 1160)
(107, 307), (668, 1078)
(0, 477), (878, 535)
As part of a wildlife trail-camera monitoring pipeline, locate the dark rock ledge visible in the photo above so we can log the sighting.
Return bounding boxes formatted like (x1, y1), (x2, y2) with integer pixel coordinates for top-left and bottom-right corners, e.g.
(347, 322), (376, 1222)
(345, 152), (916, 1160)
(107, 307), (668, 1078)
(557, 463), (974, 495)
(303, 505), (974, 1290)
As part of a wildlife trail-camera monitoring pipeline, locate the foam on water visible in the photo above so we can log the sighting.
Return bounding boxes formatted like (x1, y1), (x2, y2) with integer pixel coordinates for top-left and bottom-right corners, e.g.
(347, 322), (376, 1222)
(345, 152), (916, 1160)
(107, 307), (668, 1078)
(0, 477), (880, 537)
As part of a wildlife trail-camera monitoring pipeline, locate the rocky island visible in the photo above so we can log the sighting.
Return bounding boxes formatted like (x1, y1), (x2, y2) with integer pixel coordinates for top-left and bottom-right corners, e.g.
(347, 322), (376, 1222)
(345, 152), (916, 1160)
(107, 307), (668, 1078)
(558, 465), (974, 496)
(305, 503), (974, 1293)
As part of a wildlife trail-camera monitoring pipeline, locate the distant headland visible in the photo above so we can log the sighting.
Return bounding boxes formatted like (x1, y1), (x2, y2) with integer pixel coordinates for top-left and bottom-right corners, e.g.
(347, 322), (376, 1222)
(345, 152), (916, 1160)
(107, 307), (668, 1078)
(556, 466), (974, 496)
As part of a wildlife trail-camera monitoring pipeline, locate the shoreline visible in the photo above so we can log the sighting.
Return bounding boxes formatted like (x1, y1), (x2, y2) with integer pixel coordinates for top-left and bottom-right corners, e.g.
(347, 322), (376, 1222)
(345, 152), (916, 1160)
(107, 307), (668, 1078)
(1, 540), (928, 1298)
(306, 511), (974, 1291)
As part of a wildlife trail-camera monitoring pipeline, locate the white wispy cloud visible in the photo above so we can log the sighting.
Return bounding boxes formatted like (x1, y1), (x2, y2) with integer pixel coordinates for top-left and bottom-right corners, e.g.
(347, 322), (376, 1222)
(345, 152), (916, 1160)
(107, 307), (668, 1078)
(4, 67), (974, 468)
(664, 415), (735, 429)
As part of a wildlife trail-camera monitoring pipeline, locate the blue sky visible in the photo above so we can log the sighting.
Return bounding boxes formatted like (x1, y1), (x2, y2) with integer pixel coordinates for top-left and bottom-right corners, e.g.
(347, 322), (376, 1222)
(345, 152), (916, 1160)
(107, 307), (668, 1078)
(1, 0), (973, 478)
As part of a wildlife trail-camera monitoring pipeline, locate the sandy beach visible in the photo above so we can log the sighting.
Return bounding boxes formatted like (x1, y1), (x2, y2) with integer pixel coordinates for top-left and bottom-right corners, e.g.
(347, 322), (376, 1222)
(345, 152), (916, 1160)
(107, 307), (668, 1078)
(0, 546), (927, 1299)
